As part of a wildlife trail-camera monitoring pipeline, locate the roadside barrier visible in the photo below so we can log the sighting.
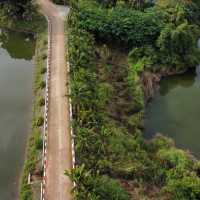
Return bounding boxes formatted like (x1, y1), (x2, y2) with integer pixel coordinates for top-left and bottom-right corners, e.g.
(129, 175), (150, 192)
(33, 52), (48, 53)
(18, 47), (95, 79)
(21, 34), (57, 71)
(67, 60), (76, 189)
(67, 60), (76, 170)
(65, 13), (76, 172)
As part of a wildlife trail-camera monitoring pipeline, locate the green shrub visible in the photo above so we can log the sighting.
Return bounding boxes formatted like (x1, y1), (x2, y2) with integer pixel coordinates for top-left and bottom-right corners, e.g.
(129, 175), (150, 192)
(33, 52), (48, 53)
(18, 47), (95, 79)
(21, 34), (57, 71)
(75, 1), (163, 47)
(163, 173), (200, 200)
(66, 165), (130, 200)
(157, 148), (192, 169)
(94, 176), (130, 200)
(67, 1), (200, 199)
(150, 134), (175, 152)
(35, 116), (44, 127)
(37, 96), (45, 107)
(42, 53), (47, 60)
(40, 67), (46, 74)
(35, 131), (43, 150)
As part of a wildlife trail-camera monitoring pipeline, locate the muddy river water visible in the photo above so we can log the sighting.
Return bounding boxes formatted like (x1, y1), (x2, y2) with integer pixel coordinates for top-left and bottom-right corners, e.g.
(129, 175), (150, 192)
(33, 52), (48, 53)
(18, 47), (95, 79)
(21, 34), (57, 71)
(145, 67), (200, 158)
(0, 28), (35, 200)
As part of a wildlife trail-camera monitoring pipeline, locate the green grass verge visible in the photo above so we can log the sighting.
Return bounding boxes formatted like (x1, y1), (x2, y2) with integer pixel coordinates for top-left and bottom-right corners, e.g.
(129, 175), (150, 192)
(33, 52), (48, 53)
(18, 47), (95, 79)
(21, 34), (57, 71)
(20, 28), (48, 200)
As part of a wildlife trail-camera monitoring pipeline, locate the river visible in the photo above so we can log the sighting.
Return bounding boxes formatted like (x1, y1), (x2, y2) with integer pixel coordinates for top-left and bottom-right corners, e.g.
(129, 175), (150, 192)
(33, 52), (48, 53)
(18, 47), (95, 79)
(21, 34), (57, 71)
(144, 68), (200, 158)
(0, 29), (35, 200)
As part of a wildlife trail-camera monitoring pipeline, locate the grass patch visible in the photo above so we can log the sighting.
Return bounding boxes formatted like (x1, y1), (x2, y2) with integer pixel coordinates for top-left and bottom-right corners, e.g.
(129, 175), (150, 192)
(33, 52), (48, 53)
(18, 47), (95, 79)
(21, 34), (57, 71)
(20, 24), (48, 200)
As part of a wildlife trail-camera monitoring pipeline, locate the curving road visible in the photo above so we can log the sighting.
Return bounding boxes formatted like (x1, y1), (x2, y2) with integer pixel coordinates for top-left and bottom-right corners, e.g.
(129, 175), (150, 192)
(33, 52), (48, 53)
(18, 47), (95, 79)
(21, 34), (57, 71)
(37, 0), (73, 199)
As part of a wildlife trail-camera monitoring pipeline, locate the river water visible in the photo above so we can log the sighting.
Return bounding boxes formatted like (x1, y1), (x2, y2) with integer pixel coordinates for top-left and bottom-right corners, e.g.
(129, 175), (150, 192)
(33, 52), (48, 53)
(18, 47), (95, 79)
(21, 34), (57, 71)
(144, 69), (200, 158)
(0, 29), (35, 200)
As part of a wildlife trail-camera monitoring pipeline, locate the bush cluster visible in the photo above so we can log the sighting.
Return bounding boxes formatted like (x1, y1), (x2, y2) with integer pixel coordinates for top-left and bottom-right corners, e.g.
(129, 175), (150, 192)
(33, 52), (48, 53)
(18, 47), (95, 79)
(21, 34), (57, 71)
(67, 1), (200, 199)
(75, 0), (163, 47)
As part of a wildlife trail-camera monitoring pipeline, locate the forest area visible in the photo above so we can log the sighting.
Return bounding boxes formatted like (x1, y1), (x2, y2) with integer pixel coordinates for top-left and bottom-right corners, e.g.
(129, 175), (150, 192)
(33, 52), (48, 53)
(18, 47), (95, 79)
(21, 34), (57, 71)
(66, 0), (200, 200)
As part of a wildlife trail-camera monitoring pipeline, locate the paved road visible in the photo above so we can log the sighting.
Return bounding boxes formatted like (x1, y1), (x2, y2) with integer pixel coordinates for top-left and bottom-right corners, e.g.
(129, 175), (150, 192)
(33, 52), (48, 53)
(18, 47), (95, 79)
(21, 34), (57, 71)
(37, 1), (73, 199)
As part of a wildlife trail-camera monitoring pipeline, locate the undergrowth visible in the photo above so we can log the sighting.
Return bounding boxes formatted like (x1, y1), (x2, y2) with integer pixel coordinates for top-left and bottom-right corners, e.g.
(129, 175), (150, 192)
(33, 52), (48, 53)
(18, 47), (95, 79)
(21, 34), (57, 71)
(66, 2), (200, 200)
(18, 20), (47, 200)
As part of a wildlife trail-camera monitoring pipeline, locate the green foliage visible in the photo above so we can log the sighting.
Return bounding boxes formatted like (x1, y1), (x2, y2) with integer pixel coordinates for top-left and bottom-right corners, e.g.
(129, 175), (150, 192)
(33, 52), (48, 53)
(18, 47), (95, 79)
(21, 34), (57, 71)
(93, 176), (130, 200)
(156, 0), (200, 25)
(36, 96), (45, 107)
(157, 148), (192, 169)
(66, 165), (98, 200)
(34, 130), (43, 150)
(128, 45), (160, 72)
(20, 29), (47, 200)
(67, 0), (200, 199)
(34, 115), (44, 127)
(0, 1), (47, 32)
(96, 0), (153, 9)
(68, 13), (110, 172)
(128, 1), (200, 72)
(34, 78), (45, 92)
(0, 0), (34, 19)
(156, 22), (200, 69)
(150, 134), (175, 151)
(127, 61), (144, 111)
(66, 165), (130, 200)
(163, 172), (200, 200)
(68, 9), (146, 197)
(75, 1), (163, 47)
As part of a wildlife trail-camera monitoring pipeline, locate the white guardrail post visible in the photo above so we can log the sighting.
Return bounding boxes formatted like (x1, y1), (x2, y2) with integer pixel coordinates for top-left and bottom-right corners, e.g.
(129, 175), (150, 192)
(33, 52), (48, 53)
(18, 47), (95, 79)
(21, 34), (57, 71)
(67, 61), (75, 170)
(66, 12), (76, 188)
(41, 16), (51, 200)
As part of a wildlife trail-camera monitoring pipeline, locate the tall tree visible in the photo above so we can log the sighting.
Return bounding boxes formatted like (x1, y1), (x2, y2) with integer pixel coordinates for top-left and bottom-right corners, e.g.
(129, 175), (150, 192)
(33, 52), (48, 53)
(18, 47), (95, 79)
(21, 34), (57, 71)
(2, 0), (32, 18)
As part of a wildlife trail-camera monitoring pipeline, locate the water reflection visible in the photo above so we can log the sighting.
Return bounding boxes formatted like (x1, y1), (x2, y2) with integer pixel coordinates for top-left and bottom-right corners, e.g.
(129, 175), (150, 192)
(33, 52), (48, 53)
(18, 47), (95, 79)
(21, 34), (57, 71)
(159, 71), (195, 96)
(0, 29), (35, 200)
(0, 29), (35, 60)
(145, 69), (200, 158)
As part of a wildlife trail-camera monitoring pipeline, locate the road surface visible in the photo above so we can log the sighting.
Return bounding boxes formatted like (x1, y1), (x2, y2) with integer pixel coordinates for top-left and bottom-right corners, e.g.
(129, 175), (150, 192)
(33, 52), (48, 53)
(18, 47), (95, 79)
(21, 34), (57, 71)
(37, 0), (73, 199)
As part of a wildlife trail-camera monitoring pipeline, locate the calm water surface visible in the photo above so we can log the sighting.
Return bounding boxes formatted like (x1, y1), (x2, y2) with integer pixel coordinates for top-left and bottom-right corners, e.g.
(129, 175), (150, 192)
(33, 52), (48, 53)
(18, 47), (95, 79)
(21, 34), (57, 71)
(0, 29), (35, 200)
(145, 69), (200, 158)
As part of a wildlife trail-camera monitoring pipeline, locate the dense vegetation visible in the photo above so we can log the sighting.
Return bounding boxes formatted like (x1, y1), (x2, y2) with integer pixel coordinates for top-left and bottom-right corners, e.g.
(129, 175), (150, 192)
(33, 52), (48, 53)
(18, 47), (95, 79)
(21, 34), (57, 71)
(0, 0), (45, 32)
(67, 0), (200, 199)
(0, 0), (34, 19)
(75, 0), (200, 70)
(75, 1), (163, 47)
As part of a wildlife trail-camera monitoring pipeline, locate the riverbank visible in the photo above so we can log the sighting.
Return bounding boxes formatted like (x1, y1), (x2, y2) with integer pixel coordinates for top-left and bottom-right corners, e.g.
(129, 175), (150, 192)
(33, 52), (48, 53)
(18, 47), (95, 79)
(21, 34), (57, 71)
(144, 70), (200, 157)
(141, 68), (190, 102)
(20, 29), (47, 200)
(0, 4), (47, 200)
